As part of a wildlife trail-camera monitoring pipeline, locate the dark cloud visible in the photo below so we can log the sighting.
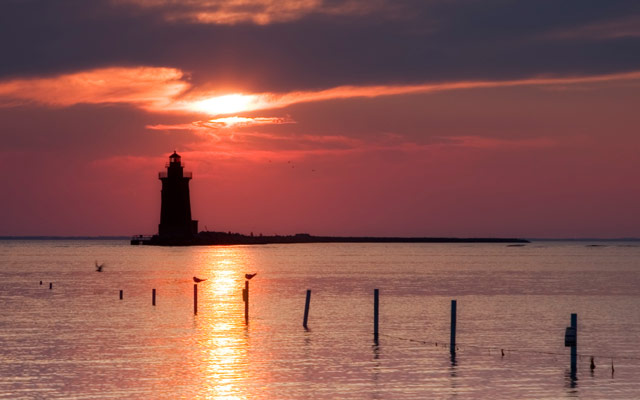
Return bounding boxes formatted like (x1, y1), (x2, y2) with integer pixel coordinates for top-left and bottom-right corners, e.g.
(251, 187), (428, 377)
(0, 0), (639, 91)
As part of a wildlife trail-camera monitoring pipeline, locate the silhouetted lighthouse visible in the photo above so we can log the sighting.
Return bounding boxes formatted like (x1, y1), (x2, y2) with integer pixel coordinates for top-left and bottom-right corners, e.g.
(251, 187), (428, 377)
(158, 151), (198, 239)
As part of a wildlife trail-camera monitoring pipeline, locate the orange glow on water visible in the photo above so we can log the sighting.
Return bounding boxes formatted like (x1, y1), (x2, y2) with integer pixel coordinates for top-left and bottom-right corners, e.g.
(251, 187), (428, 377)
(193, 247), (256, 399)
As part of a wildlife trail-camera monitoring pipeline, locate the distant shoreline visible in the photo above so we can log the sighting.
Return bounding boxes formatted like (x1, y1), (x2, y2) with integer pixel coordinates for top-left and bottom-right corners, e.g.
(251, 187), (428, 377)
(0, 236), (130, 240)
(527, 238), (640, 242)
(1, 236), (638, 242)
(132, 232), (530, 246)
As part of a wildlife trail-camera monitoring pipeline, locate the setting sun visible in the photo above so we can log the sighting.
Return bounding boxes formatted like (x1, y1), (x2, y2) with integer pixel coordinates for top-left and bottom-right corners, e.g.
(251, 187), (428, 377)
(191, 93), (258, 115)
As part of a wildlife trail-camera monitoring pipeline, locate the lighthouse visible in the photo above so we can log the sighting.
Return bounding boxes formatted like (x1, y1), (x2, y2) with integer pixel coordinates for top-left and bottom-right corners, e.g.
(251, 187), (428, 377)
(158, 151), (198, 239)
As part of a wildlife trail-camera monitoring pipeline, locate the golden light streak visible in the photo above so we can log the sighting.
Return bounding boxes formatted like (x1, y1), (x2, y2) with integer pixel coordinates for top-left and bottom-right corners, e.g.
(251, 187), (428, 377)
(180, 70), (640, 115)
(193, 247), (255, 400)
(146, 116), (294, 131)
(190, 94), (261, 115)
(2, 66), (640, 118)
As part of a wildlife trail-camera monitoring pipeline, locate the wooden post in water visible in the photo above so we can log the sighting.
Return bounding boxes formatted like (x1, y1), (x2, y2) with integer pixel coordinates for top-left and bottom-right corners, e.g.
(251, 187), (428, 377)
(244, 280), (249, 324)
(152, 288), (156, 306)
(564, 312), (578, 378)
(194, 284), (198, 315)
(49, 282), (52, 290)
(450, 300), (457, 354)
(119, 290), (123, 300)
(571, 313), (577, 377)
(303, 289), (311, 329)
(373, 289), (379, 343)
(40, 281), (42, 285)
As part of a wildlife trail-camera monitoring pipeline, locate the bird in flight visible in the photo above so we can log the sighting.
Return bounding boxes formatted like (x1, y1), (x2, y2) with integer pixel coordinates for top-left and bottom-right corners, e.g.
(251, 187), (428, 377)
(245, 273), (257, 280)
(95, 261), (105, 272)
(193, 276), (207, 283)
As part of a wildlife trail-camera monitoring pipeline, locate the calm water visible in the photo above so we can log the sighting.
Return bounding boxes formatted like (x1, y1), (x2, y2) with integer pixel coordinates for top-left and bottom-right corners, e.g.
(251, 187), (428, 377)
(0, 240), (639, 399)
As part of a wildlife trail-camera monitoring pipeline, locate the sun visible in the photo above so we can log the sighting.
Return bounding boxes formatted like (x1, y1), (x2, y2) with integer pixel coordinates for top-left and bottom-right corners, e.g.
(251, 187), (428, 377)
(191, 93), (258, 115)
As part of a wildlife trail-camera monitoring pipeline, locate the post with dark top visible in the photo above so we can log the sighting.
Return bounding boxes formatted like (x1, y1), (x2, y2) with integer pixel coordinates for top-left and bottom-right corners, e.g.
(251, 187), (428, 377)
(303, 289), (311, 329)
(571, 314), (578, 374)
(374, 289), (379, 343)
(450, 300), (457, 354)
(570, 313), (577, 377)
(194, 284), (198, 315)
(244, 280), (249, 324)
(119, 290), (123, 300)
(152, 288), (156, 306)
(564, 313), (578, 378)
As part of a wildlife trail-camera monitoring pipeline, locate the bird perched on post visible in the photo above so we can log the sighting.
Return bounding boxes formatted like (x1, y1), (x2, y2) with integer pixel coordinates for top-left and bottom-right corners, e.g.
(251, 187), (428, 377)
(245, 273), (257, 280)
(193, 276), (207, 283)
(95, 261), (105, 272)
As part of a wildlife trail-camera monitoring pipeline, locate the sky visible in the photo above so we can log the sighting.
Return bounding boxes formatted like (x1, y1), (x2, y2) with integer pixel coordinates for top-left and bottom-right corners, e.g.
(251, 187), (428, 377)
(1, 0), (639, 238)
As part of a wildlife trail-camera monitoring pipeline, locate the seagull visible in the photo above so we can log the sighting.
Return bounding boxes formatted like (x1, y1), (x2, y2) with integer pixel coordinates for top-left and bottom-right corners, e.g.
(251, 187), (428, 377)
(245, 273), (257, 280)
(193, 276), (207, 283)
(95, 261), (105, 272)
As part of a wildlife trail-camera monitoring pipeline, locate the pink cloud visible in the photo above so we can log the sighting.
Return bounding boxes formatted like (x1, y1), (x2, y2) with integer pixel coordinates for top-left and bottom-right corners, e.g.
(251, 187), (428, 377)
(443, 136), (556, 149)
(146, 115), (294, 131)
(244, 70), (640, 110)
(175, 70), (640, 116)
(543, 16), (640, 40)
(0, 67), (188, 111)
(161, 130), (556, 169)
(2, 65), (639, 120)
(114, 0), (393, 25)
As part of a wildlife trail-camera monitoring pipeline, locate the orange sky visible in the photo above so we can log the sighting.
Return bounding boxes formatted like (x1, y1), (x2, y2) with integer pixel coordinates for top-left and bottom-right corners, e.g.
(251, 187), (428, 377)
(1, 0), (639, 238)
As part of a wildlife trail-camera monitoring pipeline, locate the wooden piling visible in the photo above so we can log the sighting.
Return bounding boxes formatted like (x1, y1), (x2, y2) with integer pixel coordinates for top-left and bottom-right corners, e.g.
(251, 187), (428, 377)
(611, 360), (615, 376)
(119, 290), (123, 300)
(194, 284), (198, 315)
(571, 313), (577, 377)
(373, 289), (379, 342)
(49, 282), (52, 290)
(244, 280), (249, 324)
(303, 289), (311, 329)
(152, 288), (156, 306)
(450, 300), (457, 354)
(40, 281), (42, 285)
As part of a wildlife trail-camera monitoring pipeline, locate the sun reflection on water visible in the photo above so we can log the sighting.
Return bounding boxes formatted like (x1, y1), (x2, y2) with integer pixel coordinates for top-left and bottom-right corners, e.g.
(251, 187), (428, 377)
(191, 248), (254, 400)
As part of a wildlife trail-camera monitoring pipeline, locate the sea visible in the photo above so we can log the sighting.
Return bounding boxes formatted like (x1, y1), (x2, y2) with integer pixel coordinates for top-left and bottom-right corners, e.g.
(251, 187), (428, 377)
(0, 239), (639, 399)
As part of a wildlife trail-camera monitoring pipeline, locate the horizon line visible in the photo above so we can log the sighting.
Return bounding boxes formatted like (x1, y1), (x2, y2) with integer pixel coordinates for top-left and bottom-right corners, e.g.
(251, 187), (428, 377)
(1, 235), (639, 242)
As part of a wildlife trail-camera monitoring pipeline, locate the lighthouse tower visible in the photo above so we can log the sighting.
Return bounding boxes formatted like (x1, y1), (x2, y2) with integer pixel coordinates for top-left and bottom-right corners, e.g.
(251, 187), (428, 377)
(158, 151), (198, 239)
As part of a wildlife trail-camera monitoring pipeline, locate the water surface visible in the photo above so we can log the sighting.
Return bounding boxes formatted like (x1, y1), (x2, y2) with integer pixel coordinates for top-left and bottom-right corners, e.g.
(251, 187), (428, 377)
(0, 240), (639, 399)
